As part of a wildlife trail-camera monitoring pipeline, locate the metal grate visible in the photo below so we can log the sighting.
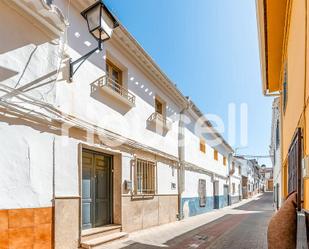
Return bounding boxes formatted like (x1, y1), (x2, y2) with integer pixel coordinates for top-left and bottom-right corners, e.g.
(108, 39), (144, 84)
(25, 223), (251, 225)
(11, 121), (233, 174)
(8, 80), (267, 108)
(288, 128), (302, 210)
(198, 179), (206, 207)
(135, 158), (156, 195)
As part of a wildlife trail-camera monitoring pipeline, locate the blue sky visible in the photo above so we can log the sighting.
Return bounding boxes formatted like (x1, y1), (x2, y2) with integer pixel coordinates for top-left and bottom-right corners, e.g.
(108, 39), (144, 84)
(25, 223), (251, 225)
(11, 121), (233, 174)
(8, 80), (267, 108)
(104, 0), (273, 165)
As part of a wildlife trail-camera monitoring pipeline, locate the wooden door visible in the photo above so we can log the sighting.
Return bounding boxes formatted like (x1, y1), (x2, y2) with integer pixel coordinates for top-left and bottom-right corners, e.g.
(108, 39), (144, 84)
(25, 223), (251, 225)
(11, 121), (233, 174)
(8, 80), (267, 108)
(82, 150), (112, 230)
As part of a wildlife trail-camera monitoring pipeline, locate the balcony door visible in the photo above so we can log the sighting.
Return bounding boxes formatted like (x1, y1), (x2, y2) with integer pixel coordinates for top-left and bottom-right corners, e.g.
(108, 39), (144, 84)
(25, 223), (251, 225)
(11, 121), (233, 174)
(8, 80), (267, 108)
(155, 98), (163, 115)
(106, 60), (122, 93)
(82, 150), (113, 230)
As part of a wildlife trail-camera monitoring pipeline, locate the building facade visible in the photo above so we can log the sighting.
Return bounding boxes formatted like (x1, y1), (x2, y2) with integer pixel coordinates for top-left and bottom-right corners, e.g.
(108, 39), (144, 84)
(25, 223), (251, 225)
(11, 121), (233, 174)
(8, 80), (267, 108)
(229, 157), (242, 204)
(256, 0), (309, 211)
(256, 0), (309, 245)
(180, 102), (233, 218)
(0, 0), (245, 248)
(270, 97), (281, 209)
(0, 0), (185, 248)
(260, 167), (274, 192)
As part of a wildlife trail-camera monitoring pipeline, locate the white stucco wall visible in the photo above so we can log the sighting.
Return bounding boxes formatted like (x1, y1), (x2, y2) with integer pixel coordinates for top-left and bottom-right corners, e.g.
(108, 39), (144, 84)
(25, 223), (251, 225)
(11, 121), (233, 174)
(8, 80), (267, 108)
(54, 1), (181, 158)
(157, 161), (178, 195)
(230, 176), (241, 197)
(183, 115), (229, 177)
(183, 170), (213, 198)
(0, 123), (54, 209)
(54, 137), (79, 197)
(0, 2), (64, 209)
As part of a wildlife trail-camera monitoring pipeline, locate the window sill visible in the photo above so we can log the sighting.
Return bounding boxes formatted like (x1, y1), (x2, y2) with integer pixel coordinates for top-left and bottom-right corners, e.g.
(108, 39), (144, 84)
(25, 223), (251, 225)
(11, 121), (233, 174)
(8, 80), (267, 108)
(131, 194), (155, 201)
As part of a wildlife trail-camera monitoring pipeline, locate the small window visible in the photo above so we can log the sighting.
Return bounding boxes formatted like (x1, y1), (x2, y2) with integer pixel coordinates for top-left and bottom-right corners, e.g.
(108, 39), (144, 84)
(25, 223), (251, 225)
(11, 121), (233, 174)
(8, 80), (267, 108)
(238, 166), (241, 175)
(200, 139), (206, 153)
(232, 183), (235, 194)
(135, 158), (156, 195)
(223, 157), (227, 166)
(106, 60), (122, 86)
(214, 150), (218, 161)
(283, 63), (288, 113)
(275, 120), (280, 149)
(155, 98), (163, 115)
(198, 179), (206, 207)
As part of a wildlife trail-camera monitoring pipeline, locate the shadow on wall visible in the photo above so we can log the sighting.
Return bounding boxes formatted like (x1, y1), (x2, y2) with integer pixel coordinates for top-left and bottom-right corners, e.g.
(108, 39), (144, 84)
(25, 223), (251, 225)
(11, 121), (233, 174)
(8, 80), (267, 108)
(90, 81), (132, 115)
(0, 84), (98, 144)
(0, 1), (54, 55)
(127, 72), (177, 120)
(0, 67), (19, 82)
(0, 1), (66, 100)
(145, 120), (168, 137)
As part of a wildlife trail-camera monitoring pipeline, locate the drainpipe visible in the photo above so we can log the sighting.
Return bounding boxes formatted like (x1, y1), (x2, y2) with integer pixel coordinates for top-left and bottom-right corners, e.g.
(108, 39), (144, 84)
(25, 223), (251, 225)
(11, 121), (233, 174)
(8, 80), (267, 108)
(177, 101), (190, 220)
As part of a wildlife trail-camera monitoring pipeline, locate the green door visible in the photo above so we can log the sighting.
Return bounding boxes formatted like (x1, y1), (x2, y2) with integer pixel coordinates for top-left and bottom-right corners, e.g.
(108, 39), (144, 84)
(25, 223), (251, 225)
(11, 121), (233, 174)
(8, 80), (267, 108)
(82, 150), (112, 230)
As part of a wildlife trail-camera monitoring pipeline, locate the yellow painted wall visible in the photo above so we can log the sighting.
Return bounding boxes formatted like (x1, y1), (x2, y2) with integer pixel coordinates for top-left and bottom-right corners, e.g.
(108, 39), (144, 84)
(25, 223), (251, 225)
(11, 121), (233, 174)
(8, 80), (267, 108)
(282, 0), (306, 160)
(281, 0), (309, 210)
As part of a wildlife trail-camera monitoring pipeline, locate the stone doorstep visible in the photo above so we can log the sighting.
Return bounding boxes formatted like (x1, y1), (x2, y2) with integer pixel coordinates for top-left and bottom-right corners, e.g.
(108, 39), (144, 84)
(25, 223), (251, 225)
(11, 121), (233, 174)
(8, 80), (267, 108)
(82, 224), (122, 237)
(80, 232), (128, 249)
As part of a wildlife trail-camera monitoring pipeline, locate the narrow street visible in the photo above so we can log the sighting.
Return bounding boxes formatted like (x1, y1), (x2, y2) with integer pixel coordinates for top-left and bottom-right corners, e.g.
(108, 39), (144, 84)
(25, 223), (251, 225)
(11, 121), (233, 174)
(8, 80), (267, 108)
(101, 193), (274, 249)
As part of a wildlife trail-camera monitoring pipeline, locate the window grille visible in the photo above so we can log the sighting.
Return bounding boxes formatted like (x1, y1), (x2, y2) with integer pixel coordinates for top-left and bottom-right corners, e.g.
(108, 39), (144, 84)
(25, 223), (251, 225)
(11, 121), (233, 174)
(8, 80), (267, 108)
(198, 179), (206, 207)
(135, 158), (156, 195)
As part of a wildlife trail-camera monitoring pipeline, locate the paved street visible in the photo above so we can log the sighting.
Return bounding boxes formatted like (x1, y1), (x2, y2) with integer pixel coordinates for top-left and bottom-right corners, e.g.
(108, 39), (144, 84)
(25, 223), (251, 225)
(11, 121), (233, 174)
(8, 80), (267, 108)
(101, 192), (274, 249)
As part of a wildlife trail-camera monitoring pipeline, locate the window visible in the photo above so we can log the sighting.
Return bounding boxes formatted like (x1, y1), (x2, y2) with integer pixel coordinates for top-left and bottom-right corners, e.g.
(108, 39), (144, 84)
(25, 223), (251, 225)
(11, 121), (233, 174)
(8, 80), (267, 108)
(223, 157), (227, 166)
(232, 183), (235, 194)
(155, 98), (163, 115)
(283, 63), (288, 113)
(106, 60), (122, 92)
(200, 139), (206, 153)
(198, 179), (206, 207)
(238, 166), (241, 175)
(214, 150), (218, 161)
(230, 162), (235, 175)
(275, 120), (280, 149)
(135, 158), (156, 195)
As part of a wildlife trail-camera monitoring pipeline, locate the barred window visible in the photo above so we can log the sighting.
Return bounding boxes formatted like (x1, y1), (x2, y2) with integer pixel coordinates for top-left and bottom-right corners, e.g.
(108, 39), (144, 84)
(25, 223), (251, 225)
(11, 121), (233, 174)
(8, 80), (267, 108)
(198, 179), (206, 207)
(135, 158), (156, 195)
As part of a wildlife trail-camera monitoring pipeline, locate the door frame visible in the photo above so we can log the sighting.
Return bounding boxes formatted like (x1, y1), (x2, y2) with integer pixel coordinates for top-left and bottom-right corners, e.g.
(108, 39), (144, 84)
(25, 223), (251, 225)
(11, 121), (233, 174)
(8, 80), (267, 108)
(223, 184), (229, 207)
(78, 144), (115, 235)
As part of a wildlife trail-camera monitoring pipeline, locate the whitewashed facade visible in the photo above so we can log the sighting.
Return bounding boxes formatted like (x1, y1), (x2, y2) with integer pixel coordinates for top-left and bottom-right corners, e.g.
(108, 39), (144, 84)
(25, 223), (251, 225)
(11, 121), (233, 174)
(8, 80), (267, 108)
(0, 0), (239, 248)
(229, 157), (242, 204)
(180, 102), (233, 217)
(270, 97), (281, 209)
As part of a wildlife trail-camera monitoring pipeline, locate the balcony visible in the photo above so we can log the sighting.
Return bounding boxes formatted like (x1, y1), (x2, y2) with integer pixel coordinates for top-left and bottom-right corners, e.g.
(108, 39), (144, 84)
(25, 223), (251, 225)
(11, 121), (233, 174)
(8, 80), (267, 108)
(91, 76), (136, 107)
(229, 167), (235, 176)
(147, 112), (172, 133)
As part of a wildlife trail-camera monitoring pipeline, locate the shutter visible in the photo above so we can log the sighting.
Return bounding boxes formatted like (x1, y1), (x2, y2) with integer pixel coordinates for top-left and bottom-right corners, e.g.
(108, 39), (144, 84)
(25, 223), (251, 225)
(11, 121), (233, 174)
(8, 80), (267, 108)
(287, 128), (302, 210)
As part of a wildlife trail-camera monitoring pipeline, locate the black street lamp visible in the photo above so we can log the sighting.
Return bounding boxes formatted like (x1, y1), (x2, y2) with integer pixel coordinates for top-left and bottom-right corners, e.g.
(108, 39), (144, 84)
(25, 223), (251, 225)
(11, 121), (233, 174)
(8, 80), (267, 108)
(69, 1), (119, 81)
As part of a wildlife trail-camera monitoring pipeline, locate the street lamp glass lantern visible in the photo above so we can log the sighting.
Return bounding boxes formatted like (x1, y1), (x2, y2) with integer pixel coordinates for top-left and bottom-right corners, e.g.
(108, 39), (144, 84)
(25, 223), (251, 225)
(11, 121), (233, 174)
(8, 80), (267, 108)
(81, 1), (118, 42)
